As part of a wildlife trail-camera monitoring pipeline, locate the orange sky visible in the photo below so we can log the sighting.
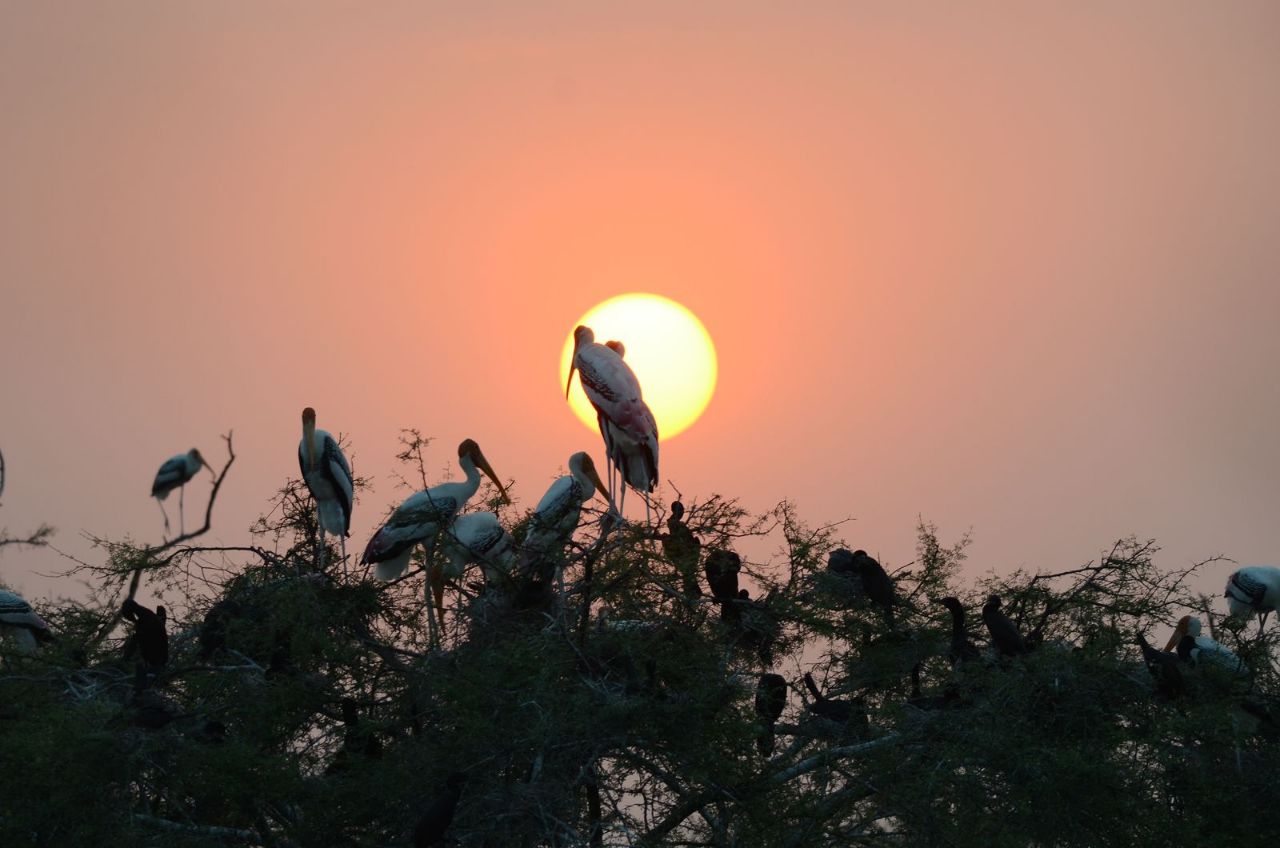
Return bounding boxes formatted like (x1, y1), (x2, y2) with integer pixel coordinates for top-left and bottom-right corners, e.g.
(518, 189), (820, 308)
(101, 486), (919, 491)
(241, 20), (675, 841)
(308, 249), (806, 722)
(2, 3), (1278, 601)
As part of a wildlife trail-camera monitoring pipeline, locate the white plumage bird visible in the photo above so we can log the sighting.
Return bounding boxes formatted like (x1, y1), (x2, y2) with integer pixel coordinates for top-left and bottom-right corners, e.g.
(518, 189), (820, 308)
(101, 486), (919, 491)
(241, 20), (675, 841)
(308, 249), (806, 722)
(565, 326), (659, 518)
(1224, 566), (1280, 628)
(1165, 615), (1248, 677)
(299, 407), (355, 562)
(151, 448), (213, 535)
(441, 512), (516, 587)
(521, 452), (611, 588)
(0, 589), (52, 654)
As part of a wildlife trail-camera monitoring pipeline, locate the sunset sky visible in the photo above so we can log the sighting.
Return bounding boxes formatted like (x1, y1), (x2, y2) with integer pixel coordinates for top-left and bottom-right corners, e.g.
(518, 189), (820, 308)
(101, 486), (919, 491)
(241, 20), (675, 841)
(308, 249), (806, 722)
(2, 3), (1278, 601)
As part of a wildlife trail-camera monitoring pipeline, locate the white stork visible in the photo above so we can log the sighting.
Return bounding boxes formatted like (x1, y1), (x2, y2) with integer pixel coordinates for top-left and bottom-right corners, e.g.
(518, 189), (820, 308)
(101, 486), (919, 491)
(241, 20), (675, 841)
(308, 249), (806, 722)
(565, 325), (659, 519)
(361, 440), (508, 629)
(0, 589), (52, 654)
(151, 448), (213, 535)
(1165, 615), (1248, 677)
(521, 452), (612, 588)
(441, 511), (516, 590)
(299, 407), (355, 564)
(1224, 566), (1280, 630)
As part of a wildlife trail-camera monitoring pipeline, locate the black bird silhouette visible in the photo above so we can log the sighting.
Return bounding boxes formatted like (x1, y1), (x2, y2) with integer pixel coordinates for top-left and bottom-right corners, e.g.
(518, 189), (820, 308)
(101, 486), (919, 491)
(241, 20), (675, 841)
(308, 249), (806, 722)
(850, 550), (894, 625)
(704, 549), (741, 602)
(982, 595), (1028, 657)
(326, 698), (383, 774)
(1136, 632), (1184, 699)
(802, 672), (866, 729)
(662, 500), (702, 598)
(755, 673), (787, 755)
(121, 599), (168, 670)
(935, 597), (981, 666)
(414, 772), (466, 847)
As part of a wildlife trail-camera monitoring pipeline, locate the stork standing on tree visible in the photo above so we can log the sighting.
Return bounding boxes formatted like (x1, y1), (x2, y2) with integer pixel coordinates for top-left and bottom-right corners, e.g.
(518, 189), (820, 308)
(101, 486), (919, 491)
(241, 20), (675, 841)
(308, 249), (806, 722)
(299, 407), (354, 566)
(151, 448), (213, 536)
(519, 451), (612, 590)
(565, 326), (659, 522)
(1225, 566), (1280, 632)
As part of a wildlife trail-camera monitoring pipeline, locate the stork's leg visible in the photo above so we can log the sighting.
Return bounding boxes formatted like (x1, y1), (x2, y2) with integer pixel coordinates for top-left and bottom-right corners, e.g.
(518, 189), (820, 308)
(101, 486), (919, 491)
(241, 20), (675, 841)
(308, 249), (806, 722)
(618, 480), (627, 517)
(314, 505), (326, 571)
(156, 498), (171, 538)
(340, 536), (348, 576)
(1260, 611), (1271, 635)
(178, 484), (186, 535)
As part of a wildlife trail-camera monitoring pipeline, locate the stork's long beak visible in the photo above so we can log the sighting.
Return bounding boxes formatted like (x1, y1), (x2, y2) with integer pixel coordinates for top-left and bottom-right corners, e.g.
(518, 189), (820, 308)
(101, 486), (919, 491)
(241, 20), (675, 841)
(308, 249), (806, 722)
(202, 459), (215, 475)
(585, 463), (611, 506)
(1163, 617), (1188, 653)
(476, 452), (510, 504)
(565, 338), (581, 399)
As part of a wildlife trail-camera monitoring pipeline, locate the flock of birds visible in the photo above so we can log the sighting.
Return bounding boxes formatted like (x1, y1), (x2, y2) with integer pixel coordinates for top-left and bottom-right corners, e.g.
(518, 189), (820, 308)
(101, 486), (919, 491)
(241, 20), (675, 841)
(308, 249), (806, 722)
(2, 322), (1279, 844)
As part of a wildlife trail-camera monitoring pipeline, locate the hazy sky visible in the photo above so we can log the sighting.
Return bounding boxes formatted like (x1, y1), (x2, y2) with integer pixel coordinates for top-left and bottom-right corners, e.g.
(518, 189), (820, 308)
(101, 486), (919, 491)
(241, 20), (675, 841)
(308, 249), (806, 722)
(2, 3), (1278, 602)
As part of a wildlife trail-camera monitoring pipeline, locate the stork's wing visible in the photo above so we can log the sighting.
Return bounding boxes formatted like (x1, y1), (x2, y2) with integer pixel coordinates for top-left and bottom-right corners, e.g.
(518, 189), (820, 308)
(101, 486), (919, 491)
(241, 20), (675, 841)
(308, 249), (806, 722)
(323, 435), (355, 534)
(151, 455), (189, 496)
(576, 344), (643, 421)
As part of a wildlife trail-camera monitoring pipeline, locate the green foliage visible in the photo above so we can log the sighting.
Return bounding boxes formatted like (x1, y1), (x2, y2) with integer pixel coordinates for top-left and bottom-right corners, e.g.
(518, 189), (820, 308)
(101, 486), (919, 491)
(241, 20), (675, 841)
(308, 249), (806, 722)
(0, 444), (1275, 847)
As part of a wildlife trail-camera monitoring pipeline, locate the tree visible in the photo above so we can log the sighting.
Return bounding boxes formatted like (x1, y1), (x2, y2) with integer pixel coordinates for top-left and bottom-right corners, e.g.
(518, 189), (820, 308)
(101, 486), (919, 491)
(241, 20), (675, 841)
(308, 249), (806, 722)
(0, 432), (1274, 847)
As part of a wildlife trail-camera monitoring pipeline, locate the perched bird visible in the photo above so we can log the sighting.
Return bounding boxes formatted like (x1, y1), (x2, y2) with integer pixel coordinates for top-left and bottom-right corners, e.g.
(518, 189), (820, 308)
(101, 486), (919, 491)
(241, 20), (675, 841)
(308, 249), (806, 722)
(1135, 632), (1184, 699)
(662, 500), (702, 598)
(441, 511), (516, 589)
(362, 439), (509, 583)
(121, 599), (168, 671)
(982, 595), (1028, 657)
(755, 673), (787, 756)
(1166, 616), (1247, 677)
(935, 597), (981, 666)
(414, 772), (466, 847)
(802, 672), (866, 730)
(151, 448), (213, 535)
(298, 407), (354, 558)
(0, 589), (52, 653)
(850, 550), (894, 626)
(565, 325), (660, 517)
(1224, 566), (1280, 628)
(704, 549), (742, 603)
(520, 452), (612, 585)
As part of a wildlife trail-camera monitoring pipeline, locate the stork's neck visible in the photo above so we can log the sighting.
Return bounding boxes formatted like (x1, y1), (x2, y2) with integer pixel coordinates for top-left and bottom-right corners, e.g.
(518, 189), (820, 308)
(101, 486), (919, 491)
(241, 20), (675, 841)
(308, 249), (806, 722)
(949, 606), (966, 634)
(302, 419), (318, 469)
(458, 453), (483, 499)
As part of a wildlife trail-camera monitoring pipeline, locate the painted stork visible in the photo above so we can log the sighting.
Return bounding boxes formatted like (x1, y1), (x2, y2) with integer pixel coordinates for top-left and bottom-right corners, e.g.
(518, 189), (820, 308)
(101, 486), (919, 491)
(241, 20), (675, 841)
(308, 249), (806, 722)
(935, 596), (981, 666)
(414, 772), (466, 847)
(755, 673), (787, 756)
(441, 511), (516, 589)
(361, 439), (508, 582)
(1166, 615), (1248, 677)
(661, 500), (702, 598)
(1136, 632), (1184, 699)
(1224, 566), (1280, 629)
(520, 451), (611, 586)
(982, 595), (1028, 657)
(0, 589), (52, 653)
(151, 448), (213, 535)
(565, 325), (660, 519)
(299, 407), (354, 563)
(121, 599), (168, 671)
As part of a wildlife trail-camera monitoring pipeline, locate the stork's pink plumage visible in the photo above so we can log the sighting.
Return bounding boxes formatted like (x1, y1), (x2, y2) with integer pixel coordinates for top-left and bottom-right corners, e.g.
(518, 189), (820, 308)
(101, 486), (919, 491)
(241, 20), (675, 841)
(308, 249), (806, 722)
(565, 325), (659, 516)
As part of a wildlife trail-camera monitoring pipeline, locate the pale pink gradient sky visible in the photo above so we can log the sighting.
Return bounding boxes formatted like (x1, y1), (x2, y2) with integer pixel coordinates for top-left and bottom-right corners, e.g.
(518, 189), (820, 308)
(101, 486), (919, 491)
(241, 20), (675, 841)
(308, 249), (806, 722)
(2, 3), (1278, 602)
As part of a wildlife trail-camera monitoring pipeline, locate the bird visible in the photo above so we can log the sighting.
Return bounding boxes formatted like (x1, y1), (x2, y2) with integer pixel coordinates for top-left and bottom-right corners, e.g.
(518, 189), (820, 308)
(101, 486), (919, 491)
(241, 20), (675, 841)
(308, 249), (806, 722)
(121, 599), (168, 671)
(326, 698), (383, 775)
(1224, 566), (1280, 629)
(413, 772), (466, 847)
(935, 596), (981, 666)
(565, 325), (660, 519)
(661, 500), (702, 598)
(0, 589), (52, 653)
(1135, 632), (1184, 699)
(802, 672), (866, 730)
(704, 549), (742, 607)
(298, 407), (354, 562)
(1165, 615), (1247, 677)
(520, 452), (611, 586)
(362, 439), (509, 583)
(151, 448), (213, 536)
(441, 511), (516, 589)
(850, 550), (894, 626)
(755, 673), (787, 756)
(981, 595), (1028, 657)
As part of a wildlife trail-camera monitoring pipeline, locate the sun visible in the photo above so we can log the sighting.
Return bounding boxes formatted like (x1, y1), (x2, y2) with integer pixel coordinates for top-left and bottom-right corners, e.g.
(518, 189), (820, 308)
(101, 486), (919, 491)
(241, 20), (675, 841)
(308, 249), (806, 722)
(561, 294), (717, 441)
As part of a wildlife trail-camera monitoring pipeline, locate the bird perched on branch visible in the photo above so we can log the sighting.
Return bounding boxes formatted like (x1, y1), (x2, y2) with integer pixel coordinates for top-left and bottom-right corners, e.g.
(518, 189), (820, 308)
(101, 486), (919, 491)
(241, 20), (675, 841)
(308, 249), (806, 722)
(0, 589), (52, 653)
(1225, 566), (1280, 629)
(802, 672), (867, 730)
(121, 599), (168, 671)
(935, 596), (981, 666)
(520, 451), (611, 587)
(662, 500), (702, 598)
(1136, 631), (1184, 699)
(1166, 615), (1247, 677)
(755, 673), (787, 756)
(833, 549), (894, 625)
(299, 407), (354, 561)
(151, 448), (212, 536)
(982, 595), (1028, 657)
(566, 325), (659, 519)
(442, 512), (516, 589)
(414, 772), (466, 847)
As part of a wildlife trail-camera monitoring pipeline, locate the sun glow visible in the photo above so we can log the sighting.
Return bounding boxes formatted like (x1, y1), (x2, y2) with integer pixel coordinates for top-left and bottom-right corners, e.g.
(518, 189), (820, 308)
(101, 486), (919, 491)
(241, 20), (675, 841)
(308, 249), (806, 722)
(560, 294), (717, 441)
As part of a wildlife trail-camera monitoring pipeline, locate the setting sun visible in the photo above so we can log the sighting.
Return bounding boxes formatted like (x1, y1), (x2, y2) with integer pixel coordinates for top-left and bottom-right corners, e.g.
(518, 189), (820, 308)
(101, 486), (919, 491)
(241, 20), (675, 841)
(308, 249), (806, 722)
(560, 294), (717, 441)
